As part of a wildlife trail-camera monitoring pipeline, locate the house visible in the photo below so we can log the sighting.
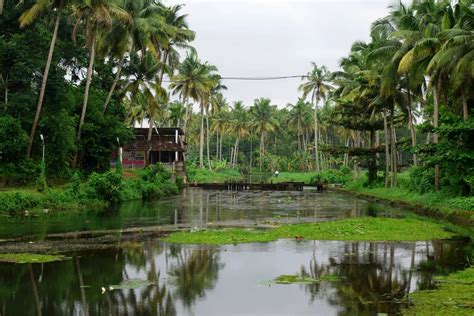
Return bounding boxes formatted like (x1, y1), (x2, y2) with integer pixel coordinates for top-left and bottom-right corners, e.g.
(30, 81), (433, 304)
(117, 127), (186, 178)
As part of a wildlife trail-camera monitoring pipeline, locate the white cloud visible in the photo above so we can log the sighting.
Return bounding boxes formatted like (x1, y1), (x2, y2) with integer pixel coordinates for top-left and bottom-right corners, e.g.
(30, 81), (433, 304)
(165, 0), (394, 106)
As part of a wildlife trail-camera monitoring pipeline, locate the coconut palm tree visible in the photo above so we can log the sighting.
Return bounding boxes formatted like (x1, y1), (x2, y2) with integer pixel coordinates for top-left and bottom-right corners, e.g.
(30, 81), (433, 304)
(70, 0), (131, 166)
(20, 0), (66, 157)
(168, 101), (186, 127)
(250, 98), (279, 171)
(288, 98), (312, 152)
(299, 63), (332, 171)
(230, 101), (248, 167)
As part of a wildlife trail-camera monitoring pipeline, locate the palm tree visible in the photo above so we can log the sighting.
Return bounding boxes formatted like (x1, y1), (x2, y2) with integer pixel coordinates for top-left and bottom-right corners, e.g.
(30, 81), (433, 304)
(70, 0), (131, 166)
(230, 101), (248, 167)
(168, 101), (186, 127)
(20, 0), (66, 157)
(250, 98), (279, 171)
(122, 52), (167, 164)
(299, 63), (332, 171)
(288, 98), (312, 152)
(170, 53), (218, 168)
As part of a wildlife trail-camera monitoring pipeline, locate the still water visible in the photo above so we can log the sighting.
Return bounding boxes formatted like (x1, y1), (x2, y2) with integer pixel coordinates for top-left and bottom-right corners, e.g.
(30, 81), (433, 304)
(0, 188), (471, 315)
(0, 239), (470, 315)
(0, 189), (405, 239)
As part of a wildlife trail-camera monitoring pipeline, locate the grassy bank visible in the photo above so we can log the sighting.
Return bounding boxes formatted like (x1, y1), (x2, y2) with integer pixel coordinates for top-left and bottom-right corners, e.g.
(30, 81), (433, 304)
(341, 174), (474, 223)
(186, 166), (242, 183)
(0, 164), (179, 213)
(163, 217), (455, 245)
(404, 266), (474, 316)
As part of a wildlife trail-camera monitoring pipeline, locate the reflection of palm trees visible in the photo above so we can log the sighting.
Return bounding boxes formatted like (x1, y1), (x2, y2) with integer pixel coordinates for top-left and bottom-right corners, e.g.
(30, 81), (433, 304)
(169, 248), (223, 308)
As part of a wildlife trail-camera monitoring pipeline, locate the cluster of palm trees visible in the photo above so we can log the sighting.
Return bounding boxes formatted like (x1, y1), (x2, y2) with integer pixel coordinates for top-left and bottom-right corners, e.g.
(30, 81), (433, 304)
(330, 0), (473, 189)
(18, 0), (196, 165)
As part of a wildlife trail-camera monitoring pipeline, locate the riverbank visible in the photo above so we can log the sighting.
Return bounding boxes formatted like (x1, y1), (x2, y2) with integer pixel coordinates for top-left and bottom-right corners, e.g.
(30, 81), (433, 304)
(336, 185), (474, 227)
(404, 266), (474, 316)
(0, 164), (179, 213)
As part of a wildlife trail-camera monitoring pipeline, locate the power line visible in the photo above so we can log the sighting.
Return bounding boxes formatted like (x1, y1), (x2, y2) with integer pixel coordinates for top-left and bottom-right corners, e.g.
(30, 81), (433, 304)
(162, 75), (309, 82)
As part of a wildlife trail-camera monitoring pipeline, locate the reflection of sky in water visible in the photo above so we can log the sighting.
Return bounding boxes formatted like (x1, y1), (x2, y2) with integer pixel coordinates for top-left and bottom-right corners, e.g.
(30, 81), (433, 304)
(0, 237), (469, 315)
(120, 238), (469, 315)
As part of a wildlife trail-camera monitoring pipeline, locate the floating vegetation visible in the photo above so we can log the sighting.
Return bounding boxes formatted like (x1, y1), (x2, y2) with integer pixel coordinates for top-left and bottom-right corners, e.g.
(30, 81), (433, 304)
(275, 275), (318, 284)
(404, 267), (474, 316)
(163, 217), (455, 245)
(108, 279), (155, 291)
(0, 253), (68, 264)
(274, 274), (340, 284)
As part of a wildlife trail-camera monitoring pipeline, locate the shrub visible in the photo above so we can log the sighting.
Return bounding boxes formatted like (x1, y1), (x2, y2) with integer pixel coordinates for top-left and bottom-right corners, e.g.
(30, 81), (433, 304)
(84, 171), (123, 202)
(408, 166), (434, 194)
(310, 167), (352, 185)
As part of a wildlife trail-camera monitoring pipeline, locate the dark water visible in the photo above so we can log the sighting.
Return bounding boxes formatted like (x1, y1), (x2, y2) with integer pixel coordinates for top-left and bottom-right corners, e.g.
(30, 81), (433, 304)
(0, 188), (472, 315)
(0, 189), (404, 240)
(0, 238), (471, 315)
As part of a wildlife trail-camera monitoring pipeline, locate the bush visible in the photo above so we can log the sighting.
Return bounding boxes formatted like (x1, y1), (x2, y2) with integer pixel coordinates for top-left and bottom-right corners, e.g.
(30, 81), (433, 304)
(84, 171), (123, 202)
(310, 166), (352, 185)
(408, 166), (434, 194)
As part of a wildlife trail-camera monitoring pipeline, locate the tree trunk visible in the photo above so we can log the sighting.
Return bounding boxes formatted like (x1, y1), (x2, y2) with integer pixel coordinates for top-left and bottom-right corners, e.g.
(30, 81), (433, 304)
(215, 132), (219, 160)
(0, 0), (4, 15)
(233, 136), (240, 167)
(103, 58), (124, 114)
(27, 1), (63, 157)
(74, 32), (97, 167)
(390, 110), (398, 187)
(383, 110), (390, 188)
(199, 104), (204, 168)
(314, 104), (320, 172)
(206, 112), (212, 170)
(462, 88), (468, 120)
(433, 85), (440, 191)
(406, 82), (417, 166)
(219, 131), (223, 161)
(259, 132), (265, 172)
(145, 118), (154, 166)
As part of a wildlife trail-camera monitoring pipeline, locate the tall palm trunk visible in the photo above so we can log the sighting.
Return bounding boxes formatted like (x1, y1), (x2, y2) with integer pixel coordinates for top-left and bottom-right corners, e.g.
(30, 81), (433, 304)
(219, 130), (223, 161)
(74, 32), (97, 167)
(433, 85), (440, 191)
(259, 131), (265, 172)
(313, 104), (320, 172)
(390, 108), (397, 187)
(103, 58), (124, 114)
(0, 0), (4, 15)
(27, 0), (63, 157)
(215, 132), (219, 159)
(206, 111), (212, 170)
(146, 118), (154, 166)
(462, 88), (468, 120)
(383, 110), (390, 188)
(233, 136), (240, 167)
(406, 82), (417, 166)
(199, 104), (204, 168)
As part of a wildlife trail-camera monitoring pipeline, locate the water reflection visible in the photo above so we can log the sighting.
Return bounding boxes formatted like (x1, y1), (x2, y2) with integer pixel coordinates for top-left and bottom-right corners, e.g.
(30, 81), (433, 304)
(0, 189), (404, 239)
(0, 238), (470, 315)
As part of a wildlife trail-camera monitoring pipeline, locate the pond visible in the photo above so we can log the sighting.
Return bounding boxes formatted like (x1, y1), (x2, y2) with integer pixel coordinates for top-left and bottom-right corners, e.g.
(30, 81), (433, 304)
(0, 238), (470, 315)
(0, 189), (404, 240)
(0, 188), (471, 315)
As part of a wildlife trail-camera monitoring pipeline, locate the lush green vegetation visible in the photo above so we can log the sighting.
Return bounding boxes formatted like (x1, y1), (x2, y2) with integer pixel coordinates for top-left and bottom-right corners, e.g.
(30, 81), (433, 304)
(0, 253), (67, 264)
(0, 164), (178, 213)
(163, 217), (455, 245)
(186, 165), (242, 184)
(404, 266), (474, 316)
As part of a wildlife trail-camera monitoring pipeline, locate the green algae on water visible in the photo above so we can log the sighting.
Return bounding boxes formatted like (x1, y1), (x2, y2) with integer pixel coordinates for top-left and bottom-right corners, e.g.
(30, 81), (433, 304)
(275, 274), (340, 284)
(404, 267), (474, 316)
(163, 217), (455, 245)
(0, 253), (68, 264)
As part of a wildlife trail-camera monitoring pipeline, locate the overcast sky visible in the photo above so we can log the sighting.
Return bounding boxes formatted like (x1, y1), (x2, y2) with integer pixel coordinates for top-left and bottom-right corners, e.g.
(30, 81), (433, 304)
(164, 0), (397, 107)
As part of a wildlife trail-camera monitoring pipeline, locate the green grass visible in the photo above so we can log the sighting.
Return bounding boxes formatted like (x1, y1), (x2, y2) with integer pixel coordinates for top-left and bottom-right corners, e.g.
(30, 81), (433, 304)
(187, 167), (243, 183)
(404, 266), (474, 316)
(272, 172), (315, 184)
(0, 253), (68, 264)
(163, 217), (455, 245)
(343, 182), (474, 220)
